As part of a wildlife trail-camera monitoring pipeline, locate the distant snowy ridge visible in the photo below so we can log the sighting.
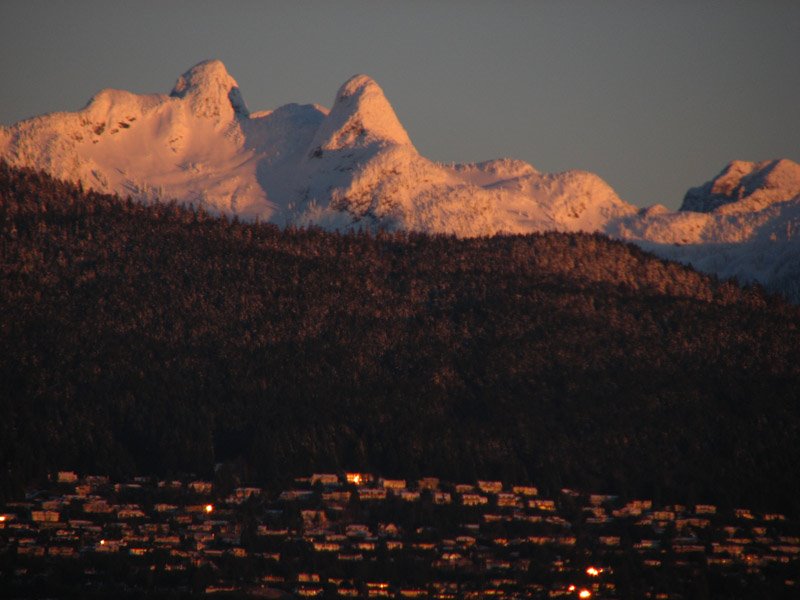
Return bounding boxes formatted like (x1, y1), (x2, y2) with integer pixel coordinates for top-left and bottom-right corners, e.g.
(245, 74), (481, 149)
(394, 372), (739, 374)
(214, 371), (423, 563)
(681, 159), (800, 214)
(2, 60), (799, 300)
(613, 159), (800, 301)
(0, 60), (636, 235)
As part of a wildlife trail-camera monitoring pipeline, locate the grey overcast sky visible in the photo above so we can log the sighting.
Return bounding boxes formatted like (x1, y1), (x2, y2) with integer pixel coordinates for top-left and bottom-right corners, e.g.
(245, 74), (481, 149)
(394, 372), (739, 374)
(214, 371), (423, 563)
(1, 1), (798, 208)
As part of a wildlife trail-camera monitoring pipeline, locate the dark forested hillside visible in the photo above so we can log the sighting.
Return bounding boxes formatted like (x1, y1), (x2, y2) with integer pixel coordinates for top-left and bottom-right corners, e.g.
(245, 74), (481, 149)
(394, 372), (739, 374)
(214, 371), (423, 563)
(2, 162), (800, 515)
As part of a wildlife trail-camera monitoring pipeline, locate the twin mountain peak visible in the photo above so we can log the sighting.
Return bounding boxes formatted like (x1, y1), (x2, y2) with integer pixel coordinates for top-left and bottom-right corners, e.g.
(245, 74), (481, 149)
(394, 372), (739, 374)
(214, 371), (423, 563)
(2, 60), (799, 297)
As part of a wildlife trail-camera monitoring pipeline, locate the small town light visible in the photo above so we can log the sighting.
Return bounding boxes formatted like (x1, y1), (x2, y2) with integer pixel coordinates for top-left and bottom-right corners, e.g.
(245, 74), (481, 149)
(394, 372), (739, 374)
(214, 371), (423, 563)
(100, 539), (106, 545)
(346, 472), (367, 486)
(0, 515), (6, 522)
(204, 504), (214, 514)
(586, 566), (602, 576)
(579, 590), (592, 599)
(568, 585), (576, 592)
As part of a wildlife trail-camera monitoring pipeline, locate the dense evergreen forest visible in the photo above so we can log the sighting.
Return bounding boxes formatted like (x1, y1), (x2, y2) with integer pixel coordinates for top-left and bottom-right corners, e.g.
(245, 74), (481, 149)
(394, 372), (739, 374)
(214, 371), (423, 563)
(2, 162), (800, 515)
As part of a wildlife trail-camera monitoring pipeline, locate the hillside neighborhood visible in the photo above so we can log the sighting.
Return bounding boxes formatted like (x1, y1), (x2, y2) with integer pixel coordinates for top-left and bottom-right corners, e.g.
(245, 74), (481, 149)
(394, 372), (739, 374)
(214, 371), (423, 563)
(1, 471), (797, 598)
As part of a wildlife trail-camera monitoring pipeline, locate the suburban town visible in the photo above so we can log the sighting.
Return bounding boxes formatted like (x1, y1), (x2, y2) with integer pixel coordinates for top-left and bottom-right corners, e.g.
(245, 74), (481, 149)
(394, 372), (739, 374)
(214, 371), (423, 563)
(1, 471), (798, 599)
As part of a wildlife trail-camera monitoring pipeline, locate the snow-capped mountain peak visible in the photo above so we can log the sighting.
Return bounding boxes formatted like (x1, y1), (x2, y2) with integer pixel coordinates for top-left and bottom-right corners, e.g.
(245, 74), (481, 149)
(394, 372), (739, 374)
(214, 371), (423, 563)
(681, 158), (800, 214)
(169, 59), (249, 119)
(309, 74), (412, 153)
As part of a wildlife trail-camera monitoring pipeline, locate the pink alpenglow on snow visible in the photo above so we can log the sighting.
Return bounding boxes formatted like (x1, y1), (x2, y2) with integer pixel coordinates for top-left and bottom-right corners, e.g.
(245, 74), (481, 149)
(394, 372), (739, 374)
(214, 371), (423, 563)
(2, 60), (800, 299)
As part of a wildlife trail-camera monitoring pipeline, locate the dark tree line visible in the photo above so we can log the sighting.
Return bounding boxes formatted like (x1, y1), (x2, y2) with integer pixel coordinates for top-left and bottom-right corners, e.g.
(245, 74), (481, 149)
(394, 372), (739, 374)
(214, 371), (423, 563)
(2, 161), (800, 515)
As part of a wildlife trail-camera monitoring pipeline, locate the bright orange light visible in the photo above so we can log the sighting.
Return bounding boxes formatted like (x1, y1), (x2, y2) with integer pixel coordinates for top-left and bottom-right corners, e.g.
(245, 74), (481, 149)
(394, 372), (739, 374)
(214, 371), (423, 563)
(0, 516), (6, 522)
(568, 585), (576, 592)
(100, 539), (106, 545)
(579, 590), (591, 599)
(204, 504), (214, 514)
(586, 566), (602, 576)
(346, 473), (366, 485)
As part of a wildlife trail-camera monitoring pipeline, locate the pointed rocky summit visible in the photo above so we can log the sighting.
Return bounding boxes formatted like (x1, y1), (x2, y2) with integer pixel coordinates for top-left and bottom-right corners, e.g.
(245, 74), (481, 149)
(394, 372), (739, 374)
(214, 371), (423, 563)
(308, 74), (412, 153)
(170, 59), (249, 119)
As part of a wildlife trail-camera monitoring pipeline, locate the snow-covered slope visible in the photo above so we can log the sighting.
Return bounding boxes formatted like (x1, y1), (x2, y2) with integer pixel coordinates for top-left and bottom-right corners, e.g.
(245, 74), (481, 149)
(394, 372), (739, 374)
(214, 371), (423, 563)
(0, 60), (635, 236)
(2, 60), (798, 299)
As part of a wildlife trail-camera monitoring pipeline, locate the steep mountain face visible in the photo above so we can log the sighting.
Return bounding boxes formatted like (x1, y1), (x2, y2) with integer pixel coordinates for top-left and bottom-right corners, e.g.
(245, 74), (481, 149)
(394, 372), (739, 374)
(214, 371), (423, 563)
(1, 60), (798, 298)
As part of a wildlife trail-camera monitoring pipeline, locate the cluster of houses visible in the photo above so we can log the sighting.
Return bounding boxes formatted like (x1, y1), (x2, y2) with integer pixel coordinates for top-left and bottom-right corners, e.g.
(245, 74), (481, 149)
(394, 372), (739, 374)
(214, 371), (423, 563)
(1, 470), (798, 598)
